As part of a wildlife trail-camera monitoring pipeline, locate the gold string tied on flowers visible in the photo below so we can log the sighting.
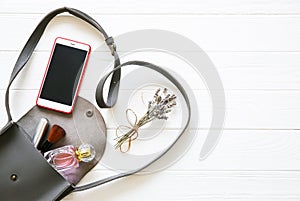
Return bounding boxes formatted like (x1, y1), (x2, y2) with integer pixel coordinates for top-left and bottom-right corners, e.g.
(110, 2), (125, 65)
(115, 109), (140, 153)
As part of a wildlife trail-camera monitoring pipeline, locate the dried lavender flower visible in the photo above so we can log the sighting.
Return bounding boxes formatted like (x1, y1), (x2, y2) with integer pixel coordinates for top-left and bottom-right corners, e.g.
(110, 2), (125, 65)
(115, 88), (177, 152)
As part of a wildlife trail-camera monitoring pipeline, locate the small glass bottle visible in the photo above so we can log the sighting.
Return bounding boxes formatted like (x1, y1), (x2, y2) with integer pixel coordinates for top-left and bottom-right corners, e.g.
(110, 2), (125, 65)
(44, 144), (96, 173)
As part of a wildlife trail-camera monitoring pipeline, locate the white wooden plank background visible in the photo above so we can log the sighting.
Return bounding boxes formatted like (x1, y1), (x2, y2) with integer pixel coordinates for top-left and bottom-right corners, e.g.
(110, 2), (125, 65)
(1, 1), (300, 200)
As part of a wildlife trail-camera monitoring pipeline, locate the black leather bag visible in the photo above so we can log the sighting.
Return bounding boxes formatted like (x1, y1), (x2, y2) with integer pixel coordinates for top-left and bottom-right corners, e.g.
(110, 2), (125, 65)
(0, 7), (191, 201)
(0, 123), (73, 201)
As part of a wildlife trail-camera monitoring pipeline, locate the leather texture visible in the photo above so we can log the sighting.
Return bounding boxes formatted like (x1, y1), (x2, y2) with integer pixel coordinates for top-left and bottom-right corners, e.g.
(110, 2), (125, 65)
(0, 123), (72, 201)
(17, 97), (107, 185)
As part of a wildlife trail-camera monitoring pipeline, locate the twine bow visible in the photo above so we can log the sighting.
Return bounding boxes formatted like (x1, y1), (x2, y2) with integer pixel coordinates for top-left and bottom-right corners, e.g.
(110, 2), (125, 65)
(115, 109), (140, 153)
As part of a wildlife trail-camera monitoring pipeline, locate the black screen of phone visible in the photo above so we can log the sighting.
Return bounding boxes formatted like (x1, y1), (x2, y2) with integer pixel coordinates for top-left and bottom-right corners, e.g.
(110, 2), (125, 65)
(40, 43), (88, 106)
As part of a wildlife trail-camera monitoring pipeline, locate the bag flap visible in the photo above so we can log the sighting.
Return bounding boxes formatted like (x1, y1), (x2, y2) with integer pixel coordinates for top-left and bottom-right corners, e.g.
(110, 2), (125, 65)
(0, 123), (72, 201)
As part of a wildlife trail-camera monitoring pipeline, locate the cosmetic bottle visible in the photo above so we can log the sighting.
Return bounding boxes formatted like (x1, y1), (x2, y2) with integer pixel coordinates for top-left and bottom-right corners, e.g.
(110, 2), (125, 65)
(44, 144), (96, 173)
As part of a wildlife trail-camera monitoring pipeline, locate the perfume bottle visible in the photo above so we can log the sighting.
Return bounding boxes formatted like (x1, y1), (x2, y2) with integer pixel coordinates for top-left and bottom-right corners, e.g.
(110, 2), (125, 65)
(44, 144), (96, 173)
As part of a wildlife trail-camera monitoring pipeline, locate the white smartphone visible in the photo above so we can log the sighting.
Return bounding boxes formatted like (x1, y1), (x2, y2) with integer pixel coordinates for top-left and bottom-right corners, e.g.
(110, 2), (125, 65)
(36, 37), (91, 114)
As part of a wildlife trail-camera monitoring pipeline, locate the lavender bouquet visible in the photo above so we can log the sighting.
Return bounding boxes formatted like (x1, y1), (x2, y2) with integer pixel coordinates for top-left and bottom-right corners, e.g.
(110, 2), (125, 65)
(115, 88), (177, 152)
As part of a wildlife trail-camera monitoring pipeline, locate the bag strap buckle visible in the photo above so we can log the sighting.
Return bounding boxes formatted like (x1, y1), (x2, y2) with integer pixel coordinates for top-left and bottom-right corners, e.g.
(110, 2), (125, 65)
(105, 36), (116, 56)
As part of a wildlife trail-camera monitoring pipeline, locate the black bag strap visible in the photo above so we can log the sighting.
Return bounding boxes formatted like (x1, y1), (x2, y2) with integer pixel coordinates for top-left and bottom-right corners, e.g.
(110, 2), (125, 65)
(73, 60), (191, 191)
(4, 7), (121, 124)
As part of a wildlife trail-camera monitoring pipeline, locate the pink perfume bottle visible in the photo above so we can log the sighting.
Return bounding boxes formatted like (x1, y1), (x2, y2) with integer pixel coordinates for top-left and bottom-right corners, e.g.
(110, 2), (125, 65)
(44, 144), (96, 173)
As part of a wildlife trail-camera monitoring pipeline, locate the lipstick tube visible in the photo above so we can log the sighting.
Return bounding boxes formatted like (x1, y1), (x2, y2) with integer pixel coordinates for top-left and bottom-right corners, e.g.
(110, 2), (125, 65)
(32, 118), (49, 148)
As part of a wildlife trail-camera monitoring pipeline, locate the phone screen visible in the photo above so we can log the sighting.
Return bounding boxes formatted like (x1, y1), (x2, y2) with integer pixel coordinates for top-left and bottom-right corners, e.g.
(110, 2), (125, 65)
(39, 43), (88, 106)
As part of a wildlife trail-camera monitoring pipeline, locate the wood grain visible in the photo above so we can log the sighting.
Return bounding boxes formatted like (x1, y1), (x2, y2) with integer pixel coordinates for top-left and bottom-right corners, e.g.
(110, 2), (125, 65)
(2, 90), (300, 129)
(1, 51), (300, 90)
(0, 15), (299, 52)
(63, 170), (300, 201)
(2, 0), (300, 14)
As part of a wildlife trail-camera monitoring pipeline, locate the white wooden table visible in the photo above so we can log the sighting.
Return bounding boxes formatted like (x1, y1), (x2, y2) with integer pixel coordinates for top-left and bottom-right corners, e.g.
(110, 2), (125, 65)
(1, 1), (300, 200)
